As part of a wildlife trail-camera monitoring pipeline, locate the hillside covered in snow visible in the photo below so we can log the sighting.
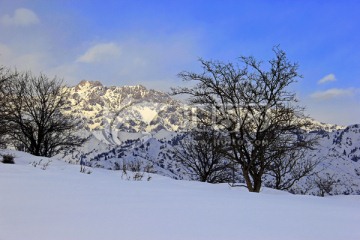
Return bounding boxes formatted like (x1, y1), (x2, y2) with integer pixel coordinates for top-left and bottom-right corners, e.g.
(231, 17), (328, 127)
(1, 81), (360, 239)
(1, 150), (360, 240)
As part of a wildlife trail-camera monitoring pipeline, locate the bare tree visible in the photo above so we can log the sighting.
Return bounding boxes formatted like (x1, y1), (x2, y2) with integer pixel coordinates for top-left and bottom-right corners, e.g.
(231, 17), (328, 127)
(265, 132), (319, 190)
(173, 127), (233, 183)
(0, 66), (15, 147)
(172, 47), (318, 192)
(314, 173), (339, 197)
(3, 70), (85, 157)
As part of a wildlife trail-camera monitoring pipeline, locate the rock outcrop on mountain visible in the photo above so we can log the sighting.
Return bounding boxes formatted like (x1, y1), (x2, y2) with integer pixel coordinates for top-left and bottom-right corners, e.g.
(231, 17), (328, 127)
(64, 80), (191, 133)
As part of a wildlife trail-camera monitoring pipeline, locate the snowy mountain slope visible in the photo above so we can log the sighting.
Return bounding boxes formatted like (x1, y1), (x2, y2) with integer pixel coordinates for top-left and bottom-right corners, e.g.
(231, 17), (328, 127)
(303, 124), (360, 194)
(262, 125), (360, 195)
(60, 130), (186, 179)
(56, 80), (359, 195)
(59, 126), (360, 195)
(64, 80), (192, 133)
(1, 150), (360, 240)
(65, 80), (344, 134)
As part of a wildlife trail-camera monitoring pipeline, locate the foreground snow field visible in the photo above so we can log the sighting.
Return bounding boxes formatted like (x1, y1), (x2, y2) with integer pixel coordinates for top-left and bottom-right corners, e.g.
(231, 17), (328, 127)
(1, 151), (360, 240)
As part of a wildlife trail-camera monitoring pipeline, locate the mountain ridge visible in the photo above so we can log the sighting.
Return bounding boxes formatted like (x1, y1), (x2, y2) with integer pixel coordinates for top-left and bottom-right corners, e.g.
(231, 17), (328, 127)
(66, 80), (346, 133)
(58, 80), (360, 195)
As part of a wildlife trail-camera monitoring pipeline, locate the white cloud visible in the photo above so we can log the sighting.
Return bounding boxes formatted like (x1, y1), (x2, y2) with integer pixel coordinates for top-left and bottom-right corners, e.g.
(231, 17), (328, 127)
(72, 35), (200, 90)
(0, 27), (201, 91)
(0, 42), (47, 73)
(1, 8), (40, 26)
(0, 43), (12, 57)
(76, 43), (121, 63)
(310, 88), (357, 100)
(318, 73), (336, 84)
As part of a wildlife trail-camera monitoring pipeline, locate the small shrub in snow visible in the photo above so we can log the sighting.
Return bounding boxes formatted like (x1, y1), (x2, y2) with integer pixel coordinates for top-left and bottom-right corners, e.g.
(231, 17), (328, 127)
(2, 154), (15, 164)
(314, 173), (339, 197)
(113, 162), (121, 170)
(80, 165), (92, 174)
(143, 163), (155, 174)
(120, 160), (152, 181)
(133, 172), (144, 181)
(31, 159), (52, 170)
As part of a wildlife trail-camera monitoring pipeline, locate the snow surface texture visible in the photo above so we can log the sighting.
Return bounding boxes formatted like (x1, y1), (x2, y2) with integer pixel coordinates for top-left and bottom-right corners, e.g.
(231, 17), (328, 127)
(1, 150), (360, 240)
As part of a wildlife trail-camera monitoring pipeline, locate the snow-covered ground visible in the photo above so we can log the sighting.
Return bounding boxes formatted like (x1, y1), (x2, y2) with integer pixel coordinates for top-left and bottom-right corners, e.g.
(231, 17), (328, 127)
(1, 150), (360, 240)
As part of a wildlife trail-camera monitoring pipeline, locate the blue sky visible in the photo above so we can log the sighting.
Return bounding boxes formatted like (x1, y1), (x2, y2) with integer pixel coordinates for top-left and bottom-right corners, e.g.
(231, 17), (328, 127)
(0, 0), (359, 125)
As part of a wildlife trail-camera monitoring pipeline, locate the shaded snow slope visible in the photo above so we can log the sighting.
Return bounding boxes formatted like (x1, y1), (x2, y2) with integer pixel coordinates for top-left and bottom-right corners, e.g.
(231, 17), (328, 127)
(61, 125), (360, 195)
(1, 150), (360, 240)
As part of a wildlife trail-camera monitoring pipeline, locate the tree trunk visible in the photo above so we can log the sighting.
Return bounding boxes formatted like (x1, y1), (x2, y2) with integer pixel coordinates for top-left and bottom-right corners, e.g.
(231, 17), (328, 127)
(242, 168), (255, 192)
(253, 176), (262, 192)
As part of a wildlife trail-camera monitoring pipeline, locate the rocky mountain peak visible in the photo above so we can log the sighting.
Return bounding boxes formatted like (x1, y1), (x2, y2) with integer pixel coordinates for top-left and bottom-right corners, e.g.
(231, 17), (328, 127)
(75, 80), (103, 91)
(65, 80), (188, 132)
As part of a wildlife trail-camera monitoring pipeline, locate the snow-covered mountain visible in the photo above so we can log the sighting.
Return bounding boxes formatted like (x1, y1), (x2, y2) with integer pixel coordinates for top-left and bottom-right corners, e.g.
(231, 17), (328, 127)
(59, 80), (360, 195)
(275, 124), (360, 195)
(65, 80), (344, 134)
(64, 80), (191, 133)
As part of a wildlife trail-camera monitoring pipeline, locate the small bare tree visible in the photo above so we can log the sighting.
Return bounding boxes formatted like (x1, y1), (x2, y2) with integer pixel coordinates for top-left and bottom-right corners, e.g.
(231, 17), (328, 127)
(173, 127), (233, 183)
(314, 173), (338, 197)
(3, 70), (85, 157)
(0, 66), (15, 147)
(265, 133), (319, 190)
